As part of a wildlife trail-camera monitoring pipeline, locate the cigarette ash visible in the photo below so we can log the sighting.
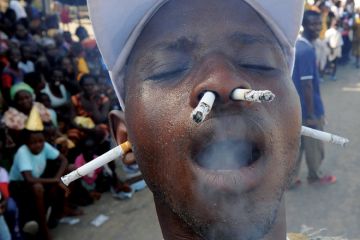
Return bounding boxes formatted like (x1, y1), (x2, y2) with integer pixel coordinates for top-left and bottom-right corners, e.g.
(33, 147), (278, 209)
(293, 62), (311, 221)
(245, 90), (275, 103)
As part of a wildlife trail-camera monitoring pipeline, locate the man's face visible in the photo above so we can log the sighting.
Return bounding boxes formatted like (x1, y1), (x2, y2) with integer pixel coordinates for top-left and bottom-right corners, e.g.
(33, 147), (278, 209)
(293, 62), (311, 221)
(304, 15), (322, 40)
(123, 0), (301, 239)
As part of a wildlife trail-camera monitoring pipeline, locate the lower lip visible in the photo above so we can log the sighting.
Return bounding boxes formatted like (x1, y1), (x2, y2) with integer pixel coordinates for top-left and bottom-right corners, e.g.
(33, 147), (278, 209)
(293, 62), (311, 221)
(190, 155), (266, 193)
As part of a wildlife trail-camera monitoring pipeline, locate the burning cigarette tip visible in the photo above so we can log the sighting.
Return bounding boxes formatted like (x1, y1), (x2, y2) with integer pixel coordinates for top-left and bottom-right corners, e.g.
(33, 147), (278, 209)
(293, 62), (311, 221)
(191, 92), (216, 124)
(192, 112), (204, 124)
(231, 89), (276, 103)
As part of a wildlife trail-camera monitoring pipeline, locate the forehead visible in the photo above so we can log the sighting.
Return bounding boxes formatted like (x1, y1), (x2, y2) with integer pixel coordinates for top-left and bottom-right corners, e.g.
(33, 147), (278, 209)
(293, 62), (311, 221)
(131, 0), (278, 54)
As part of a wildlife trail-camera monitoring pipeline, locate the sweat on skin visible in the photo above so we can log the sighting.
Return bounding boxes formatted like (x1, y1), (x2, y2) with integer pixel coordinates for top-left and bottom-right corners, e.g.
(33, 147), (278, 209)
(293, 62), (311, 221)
(88, 0), (304, 239)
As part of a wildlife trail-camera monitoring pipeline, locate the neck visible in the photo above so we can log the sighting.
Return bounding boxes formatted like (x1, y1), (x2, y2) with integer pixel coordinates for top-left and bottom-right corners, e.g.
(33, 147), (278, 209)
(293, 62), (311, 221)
(155, 196), (287, 240)
(302, 32), (315, 43)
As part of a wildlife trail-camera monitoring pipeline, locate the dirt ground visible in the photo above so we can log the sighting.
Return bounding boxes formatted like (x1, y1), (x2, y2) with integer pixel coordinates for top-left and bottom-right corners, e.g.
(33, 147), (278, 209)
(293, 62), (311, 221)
(52, 63), (360, 240)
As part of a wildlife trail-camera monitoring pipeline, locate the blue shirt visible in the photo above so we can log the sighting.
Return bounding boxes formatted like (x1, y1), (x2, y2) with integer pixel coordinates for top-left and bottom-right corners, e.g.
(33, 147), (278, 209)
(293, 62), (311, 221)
(9, 143), (60, 181)
(292, 37), (325, 121)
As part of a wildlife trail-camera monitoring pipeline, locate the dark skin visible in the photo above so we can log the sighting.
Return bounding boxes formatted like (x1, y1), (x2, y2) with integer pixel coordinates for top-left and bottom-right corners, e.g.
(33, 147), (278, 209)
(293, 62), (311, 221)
(21, 132), (68, 240)
(302, 14), (323, 127)
(48, 69), (66, 99)
(14, 90), (33, 115)
(8, 47), (21, 69)
(110, 0), (301, 239)
(78, 76), (110, 124)
(22, 133), (67, 185)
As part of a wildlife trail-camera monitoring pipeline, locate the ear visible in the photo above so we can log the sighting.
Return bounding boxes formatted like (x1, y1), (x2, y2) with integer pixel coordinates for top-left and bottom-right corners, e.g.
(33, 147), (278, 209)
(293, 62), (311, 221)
(108, 110), (128, 145)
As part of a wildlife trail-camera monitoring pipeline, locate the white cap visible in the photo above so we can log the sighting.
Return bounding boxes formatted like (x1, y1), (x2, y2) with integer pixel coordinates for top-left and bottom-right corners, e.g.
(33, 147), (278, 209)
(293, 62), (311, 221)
(87, 0), (305, 108)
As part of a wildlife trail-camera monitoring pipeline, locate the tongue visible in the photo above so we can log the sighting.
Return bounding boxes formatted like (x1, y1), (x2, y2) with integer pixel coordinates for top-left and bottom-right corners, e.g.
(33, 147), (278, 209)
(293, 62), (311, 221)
(195, 140), (254, 170)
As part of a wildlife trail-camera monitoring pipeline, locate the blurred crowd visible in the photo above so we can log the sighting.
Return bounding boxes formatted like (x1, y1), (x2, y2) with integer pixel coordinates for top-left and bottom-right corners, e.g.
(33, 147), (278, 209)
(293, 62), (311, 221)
(0, 1), (142, 240)
(306, 0), (360, 79)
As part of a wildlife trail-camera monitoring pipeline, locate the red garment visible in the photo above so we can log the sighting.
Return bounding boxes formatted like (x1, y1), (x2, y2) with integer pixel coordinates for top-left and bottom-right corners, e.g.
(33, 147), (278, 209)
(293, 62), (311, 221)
(0, 183), (9, 199)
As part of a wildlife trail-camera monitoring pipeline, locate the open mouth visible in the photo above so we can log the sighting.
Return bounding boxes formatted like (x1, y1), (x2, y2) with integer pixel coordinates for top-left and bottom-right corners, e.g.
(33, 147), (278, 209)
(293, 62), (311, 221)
(194, 140), (261, 170)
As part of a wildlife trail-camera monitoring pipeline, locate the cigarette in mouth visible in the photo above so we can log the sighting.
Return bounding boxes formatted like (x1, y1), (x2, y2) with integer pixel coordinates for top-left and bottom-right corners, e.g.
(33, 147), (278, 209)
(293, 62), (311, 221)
(301, 126), (349, 147)
(231, 89), (276, 103)
(191, 91), (216, 123)
(61, 141), (132, 186)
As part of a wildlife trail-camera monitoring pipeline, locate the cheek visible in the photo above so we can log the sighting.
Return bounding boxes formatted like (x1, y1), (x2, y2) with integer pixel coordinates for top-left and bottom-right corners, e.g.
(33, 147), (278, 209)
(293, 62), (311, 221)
(125, 81), (193, 189)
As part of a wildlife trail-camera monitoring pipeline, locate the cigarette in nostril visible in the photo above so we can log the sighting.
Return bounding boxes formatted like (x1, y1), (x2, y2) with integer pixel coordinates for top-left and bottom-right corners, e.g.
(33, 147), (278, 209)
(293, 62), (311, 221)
(231, 89), (276, 103)
(301, 126), (349, 147)
(191, 92), (216, 124)
(61, 141), (132, 186)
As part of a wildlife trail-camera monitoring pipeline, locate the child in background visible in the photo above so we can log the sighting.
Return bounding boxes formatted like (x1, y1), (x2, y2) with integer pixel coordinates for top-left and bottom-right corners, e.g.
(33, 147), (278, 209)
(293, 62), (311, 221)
(36, 92), (58, 127)
(0, 167), (23, 240)
(71, 136), (133, 206)
(325, 18), (344, 80)
(18, 44), (34, 74)
(0, 169), (11, 240)
(8, 108), (67, 240)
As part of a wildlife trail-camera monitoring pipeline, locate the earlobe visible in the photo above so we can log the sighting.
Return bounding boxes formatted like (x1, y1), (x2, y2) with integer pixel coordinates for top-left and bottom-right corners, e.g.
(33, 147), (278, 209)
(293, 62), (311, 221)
(108, 110), (128, 145)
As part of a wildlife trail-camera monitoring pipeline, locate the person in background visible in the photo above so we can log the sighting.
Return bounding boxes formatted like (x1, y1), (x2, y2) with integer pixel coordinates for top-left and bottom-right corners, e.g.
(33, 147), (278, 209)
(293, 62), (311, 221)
(0, 168), (12, 240)
(9, 0), (27, 21)
(71, 136), (133, 205)
(1, 82), (53, 148)
(41, 68), (70, 109)
(18, 44), (34, 74)
(0, 167), (23, 240)
(9, 111), (67, 240)
(352, 8), (360, 67)
(292, 10), (336, 188)
(1, 46), (24, 104)
(325, 18), (343, 80)
(70, 42), (89, 80)
(11, 22), (33, 45)
(36, 93), (58, 128)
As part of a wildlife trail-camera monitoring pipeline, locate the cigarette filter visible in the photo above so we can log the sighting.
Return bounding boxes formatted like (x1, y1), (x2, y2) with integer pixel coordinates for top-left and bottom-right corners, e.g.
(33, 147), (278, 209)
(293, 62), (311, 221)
(61, 141), (132, 186)
(191, 92), (216, 124)
(231, 89), (275, 103)
(301, 126), (349, 147)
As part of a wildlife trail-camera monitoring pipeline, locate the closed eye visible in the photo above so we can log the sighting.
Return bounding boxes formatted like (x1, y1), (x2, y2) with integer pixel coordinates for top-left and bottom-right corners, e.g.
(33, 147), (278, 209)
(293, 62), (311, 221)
(240, 64), (275, 71)
(148, 67), (189, 81)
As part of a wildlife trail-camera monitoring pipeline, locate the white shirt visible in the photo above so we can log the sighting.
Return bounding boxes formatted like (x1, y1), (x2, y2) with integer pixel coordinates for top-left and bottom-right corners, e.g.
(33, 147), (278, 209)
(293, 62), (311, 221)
(9, 0), (27, 20)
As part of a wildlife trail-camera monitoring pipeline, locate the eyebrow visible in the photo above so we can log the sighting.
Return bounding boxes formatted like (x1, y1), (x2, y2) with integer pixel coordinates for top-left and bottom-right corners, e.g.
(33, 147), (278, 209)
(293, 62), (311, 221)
(229, 32), (280, 47)
(150, 36), (199, 52)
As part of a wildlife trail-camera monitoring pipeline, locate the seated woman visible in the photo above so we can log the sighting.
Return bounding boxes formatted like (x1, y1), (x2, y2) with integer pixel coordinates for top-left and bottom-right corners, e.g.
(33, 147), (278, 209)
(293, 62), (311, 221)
(8, 110), (67, 240)
(41, 68), (71, 110)
(1, 82), (55, 148)
(71, 74), (110, 141)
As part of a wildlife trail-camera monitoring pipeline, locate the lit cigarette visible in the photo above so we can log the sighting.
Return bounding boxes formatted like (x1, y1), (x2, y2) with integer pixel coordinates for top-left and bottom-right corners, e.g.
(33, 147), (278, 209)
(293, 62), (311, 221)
(61, 141), (132, 186)
(191, 92), (216, 124)
(301, 126), (349, 147)
(231, 89), (275, 103)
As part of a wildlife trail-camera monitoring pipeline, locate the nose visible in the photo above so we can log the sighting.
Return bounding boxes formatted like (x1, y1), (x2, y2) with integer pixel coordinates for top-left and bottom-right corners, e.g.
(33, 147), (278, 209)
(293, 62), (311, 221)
(189, 53), (253, 109)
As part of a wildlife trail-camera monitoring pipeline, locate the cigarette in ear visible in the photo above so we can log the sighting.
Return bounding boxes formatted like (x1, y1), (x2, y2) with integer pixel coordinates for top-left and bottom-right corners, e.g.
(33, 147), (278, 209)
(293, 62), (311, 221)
(61, 141), (132, 186)
(301, 126), (349, 147)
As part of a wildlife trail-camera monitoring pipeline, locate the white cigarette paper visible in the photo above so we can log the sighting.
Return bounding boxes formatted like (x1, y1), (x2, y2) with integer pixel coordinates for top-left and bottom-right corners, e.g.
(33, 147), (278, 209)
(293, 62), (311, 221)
(191, 92), (216, 123)
(61, 141), (132, 186)
(231, 89), (275, 103)
(301, 126), (349, 147)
